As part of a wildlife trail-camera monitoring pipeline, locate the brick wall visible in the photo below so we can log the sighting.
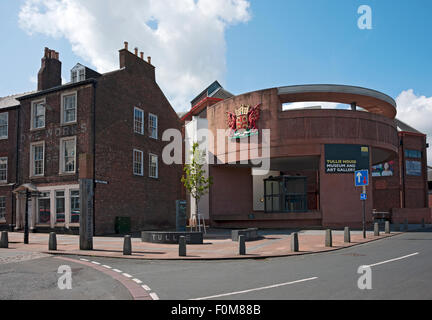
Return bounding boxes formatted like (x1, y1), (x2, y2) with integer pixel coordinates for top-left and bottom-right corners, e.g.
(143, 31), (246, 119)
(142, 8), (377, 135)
(93, 49), (182, 235)
(0, 107), (19, 227)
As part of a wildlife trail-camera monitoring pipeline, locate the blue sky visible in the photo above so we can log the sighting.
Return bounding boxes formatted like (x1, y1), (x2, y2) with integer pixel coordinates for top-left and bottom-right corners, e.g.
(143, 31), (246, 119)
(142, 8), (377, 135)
(0, 0), (431, 114)
(225, 0), (432, 99)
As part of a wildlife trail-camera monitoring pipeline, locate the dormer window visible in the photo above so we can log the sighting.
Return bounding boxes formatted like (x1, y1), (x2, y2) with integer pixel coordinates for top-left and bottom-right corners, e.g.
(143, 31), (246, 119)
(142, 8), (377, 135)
(70, 64), (86, 83)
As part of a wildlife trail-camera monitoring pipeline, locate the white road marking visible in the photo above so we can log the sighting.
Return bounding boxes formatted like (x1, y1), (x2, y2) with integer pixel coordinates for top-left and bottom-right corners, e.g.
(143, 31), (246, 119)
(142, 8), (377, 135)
(150, 292), (160, 300)
(191, 277), (319, 300)
(84, 259), (156, 300)
(365, 252), (419, 268)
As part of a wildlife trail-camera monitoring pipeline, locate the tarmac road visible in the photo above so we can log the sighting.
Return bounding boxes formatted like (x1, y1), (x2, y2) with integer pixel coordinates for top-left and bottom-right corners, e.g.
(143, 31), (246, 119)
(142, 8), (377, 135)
(0, 228), (431, 300)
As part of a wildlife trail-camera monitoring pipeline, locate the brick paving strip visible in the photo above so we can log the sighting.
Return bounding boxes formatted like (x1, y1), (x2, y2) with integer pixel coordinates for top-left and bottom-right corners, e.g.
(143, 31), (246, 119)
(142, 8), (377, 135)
(54, 256), (154, 300)
(2, 231), (404, 261)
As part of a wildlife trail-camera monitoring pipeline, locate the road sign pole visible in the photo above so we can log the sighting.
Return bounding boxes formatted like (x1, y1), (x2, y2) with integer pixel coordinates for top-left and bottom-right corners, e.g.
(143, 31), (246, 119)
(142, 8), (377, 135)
(362, 185), (366, 239)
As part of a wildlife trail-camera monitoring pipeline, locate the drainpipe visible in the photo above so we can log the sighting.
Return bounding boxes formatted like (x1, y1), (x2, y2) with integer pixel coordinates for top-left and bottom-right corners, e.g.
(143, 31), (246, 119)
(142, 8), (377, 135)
(92, 81), (97, 235)
(13, 105), (21, 230)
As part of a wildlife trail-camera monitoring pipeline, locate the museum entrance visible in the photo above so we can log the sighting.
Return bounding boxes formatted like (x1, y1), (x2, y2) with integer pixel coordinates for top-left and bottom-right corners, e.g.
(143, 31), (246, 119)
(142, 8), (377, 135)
(264, 176), (308, 213)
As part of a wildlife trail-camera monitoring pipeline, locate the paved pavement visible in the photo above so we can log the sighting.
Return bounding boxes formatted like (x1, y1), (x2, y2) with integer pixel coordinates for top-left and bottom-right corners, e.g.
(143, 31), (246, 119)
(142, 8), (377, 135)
(0, 226), (430, 300)
(2, 226), (424, 260)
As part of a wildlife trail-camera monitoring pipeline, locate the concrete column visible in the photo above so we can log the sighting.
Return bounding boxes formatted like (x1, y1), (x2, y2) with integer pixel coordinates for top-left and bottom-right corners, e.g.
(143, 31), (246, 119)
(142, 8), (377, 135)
(49, 232), (57, 251)
(79, 179), (94, 250)
(0, 232), (8, 248)
(374, 223), (380, 236)
(291, 232), (299, 252)
(325, 229), (332, 247)
(123, 235), (132, 255)
(344, 227), (351, 243)
(239, 235), (246, 255)
(179, 236), (186, 257)
(385, 221), (390, 234)
(15, 194), (23, 230)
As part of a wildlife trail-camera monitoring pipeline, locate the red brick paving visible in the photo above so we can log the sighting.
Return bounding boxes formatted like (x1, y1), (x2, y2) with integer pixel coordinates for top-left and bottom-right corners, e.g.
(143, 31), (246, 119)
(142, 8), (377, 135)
(3, 231), (399, 260)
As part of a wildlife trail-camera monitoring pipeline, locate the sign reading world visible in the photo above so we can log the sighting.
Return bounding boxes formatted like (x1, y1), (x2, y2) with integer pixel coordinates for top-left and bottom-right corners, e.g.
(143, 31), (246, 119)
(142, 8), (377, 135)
(325, 144), (370, 174)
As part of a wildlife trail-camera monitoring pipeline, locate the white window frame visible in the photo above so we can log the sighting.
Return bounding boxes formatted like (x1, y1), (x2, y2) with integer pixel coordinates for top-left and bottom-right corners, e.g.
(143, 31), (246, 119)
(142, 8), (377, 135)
(149, 153), (158, 179)
(149, 113), (158, 139)
(0, 157), (7, 183)
(31, 99), (46, 130)
(30, 141), (45, 177)
(61, 91), (77, 125)
(0, 112), (8, 139)
(134, 107), (144, 134)
(71, 65), (85, 83)
(59, 136), (77, 174)
(133, 149), (144, 176)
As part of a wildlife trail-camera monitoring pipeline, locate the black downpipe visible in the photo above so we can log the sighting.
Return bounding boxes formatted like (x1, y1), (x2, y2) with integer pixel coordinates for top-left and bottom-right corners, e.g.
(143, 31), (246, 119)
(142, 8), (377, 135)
(92, 81), (97, 235)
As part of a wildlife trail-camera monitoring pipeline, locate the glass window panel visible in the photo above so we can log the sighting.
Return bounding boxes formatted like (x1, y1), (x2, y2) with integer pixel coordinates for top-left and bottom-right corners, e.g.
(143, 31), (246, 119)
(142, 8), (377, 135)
(63, 94), (76, 123)
(63, 139), (75, 173)
(0, 197), (5, 221)
(55, 191), (65, 223)
(70, 190), (80, 223)
(133, 150), (143, 175)
(33, 102), (45, 128)
(134, 108), (143, 134)
(149, 114), (158, 139)
(0, 158), (7, 181)
(38, 192), (50, 224)
(0, 113), (7, 138)
(33, 145), (44, 176)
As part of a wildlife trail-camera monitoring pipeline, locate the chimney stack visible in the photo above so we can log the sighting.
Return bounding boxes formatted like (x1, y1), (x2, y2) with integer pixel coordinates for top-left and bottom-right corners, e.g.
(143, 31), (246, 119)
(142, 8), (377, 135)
(134, 47), (139, 56)
(124, 41), (129, 50)
(140, 52), (144, 60)
(37, 47), (62, 91)
(147, 56), (152, 65)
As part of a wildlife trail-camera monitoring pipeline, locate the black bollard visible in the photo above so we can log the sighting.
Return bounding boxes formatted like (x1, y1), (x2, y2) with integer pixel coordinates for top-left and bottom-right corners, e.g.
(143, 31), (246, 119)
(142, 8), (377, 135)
(325, 229), (332, 247)
(179, 236), (186, 257)
(123, 235), (132, 255)
(239, 235), (246, 255)
(0, 231), (8, 249)
(291, 232), (299, 252)
(344, 227), (351, 243)
(48, 232), (57, 251)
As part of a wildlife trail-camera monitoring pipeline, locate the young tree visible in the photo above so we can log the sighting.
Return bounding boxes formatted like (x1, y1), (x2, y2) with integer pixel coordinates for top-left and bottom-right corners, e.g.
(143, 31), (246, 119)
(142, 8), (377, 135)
(181, 142), (213, 228)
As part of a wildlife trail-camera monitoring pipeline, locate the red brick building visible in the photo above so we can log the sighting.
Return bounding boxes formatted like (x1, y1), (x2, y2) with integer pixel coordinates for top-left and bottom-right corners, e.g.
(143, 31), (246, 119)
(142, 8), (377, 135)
(182, 84), (431, 228)
(0, 43), (182, 235)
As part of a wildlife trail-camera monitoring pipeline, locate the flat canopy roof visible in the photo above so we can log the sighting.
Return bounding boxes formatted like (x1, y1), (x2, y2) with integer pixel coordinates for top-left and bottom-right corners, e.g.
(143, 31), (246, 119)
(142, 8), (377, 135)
(278, 84), (397, 119)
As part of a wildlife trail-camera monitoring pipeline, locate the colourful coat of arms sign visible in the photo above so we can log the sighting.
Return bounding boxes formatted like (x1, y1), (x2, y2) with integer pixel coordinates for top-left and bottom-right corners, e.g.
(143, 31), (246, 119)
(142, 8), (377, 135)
(226, 104), (261, 139)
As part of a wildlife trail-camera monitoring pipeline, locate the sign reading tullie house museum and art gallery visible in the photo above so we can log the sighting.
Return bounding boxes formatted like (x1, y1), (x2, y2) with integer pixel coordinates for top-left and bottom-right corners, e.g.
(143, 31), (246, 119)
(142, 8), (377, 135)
(325, 144), (370, 174)
(226, 104), (261, 139)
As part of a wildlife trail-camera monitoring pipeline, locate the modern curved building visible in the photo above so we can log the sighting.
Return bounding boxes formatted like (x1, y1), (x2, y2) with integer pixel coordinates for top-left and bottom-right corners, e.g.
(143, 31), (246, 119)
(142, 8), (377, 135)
(182, 82), (431, 229)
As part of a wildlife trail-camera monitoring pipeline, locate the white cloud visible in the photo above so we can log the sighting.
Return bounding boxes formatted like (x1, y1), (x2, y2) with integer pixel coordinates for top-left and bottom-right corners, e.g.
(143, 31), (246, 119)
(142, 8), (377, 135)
(18, 0), (251, 111)
(396, 89), (432, 164)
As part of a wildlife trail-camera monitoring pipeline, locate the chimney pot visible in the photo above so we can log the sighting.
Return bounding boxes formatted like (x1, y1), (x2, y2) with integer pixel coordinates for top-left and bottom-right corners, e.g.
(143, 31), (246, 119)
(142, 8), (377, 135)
(140, 52), (144, 59)
(124, 41), (128, 50)
(147, 56), (151, 64)
(134, 47), (138, 56)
